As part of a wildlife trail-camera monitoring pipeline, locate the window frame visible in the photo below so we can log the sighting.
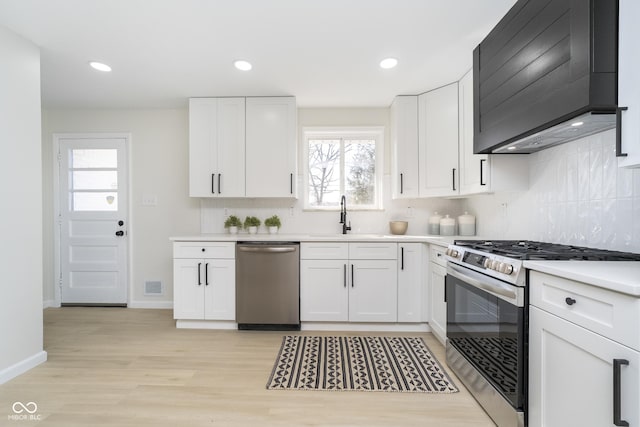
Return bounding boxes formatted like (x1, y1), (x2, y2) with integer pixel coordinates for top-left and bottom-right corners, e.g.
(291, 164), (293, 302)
(302, 126), (384, 211)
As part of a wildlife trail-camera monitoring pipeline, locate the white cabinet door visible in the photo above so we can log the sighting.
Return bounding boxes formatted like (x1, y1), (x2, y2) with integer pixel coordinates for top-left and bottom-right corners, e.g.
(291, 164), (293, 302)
(458, 69), (488, 195)
(618, 0), (640, 168)
(203, 259), (236, 320)
(529, 306), (640, 427)
(390, 96), (420, 199)
(245, 97), (297, 197)
(173, 259), (205, 320)
(429, 262), (447, 345)
(188, 98), (245, 197)
(216, 98), (246, 197)
(397, 243), (423, 323)
(349, 260), (397, 322)
(300, 259), (349, 321)
(419, 83), (459, 197)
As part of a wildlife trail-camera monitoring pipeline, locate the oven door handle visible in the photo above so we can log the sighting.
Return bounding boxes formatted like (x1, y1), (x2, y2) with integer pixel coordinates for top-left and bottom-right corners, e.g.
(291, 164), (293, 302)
(447, 263), (525, 307)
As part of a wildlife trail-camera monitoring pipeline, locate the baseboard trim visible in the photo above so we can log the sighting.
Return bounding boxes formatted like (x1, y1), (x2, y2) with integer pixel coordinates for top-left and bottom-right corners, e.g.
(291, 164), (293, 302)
(128, 301), (173, 309)
(176, 320), (238, 330)
(300, 322), (431, 332)
(0, 351), (48, 385)
(43, 300), (58, 309)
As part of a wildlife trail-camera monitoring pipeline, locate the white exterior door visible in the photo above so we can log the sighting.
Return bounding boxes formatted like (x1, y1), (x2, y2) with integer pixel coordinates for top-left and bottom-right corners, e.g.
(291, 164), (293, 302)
(57, 135), (129, 305)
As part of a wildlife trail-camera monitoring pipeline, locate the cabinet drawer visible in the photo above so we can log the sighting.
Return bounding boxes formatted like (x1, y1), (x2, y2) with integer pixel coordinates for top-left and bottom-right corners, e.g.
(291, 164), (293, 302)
(349, 243), (398, 260)
(430, 245), (447, 267)
(301, 243), (348, 260)
(173, 242), (235, 259)
(530, 271), (640, 351)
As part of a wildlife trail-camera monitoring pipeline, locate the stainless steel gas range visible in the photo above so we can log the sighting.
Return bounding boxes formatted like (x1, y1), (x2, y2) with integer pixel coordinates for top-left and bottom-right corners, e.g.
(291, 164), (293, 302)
(443, 240), (640, 427)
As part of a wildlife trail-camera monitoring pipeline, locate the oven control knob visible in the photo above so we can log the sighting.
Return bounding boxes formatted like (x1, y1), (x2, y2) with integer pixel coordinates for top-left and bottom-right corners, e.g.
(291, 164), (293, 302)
(491, 260), (501, 270)
(483, 258), (491, 269)
(499, 263), (514, 275)
(446, 249), (459, 258)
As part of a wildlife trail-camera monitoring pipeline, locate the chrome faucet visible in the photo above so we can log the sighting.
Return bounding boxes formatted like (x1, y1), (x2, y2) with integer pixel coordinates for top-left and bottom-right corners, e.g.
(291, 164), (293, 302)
(340, 195), (351, 234)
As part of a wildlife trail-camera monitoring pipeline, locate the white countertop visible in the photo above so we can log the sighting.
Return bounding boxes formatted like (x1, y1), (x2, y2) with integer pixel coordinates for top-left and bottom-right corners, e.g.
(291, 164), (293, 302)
(170, 233), (455, 247)
(524, 260), (640, 297)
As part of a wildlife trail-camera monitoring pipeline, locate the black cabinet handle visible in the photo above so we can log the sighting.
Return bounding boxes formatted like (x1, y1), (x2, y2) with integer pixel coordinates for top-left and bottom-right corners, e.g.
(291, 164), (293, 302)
(480, 159), (487, 186)
(343, 264), (347, 288)
(613, 359), (629, 426)
(401, 247), (405, 270)
(205, 263), (209, 286)
(351, 264), (354, 288)
(197, 262), (202, 286)
(211, 174), (215, 194)
(452, 168), (456, 191)
(218, 174), (221, 194)
(616, 107), (628, 158)
(400, 173), (404, 194)
(565, 297), (576, 306)
(290, 173), (293, 194)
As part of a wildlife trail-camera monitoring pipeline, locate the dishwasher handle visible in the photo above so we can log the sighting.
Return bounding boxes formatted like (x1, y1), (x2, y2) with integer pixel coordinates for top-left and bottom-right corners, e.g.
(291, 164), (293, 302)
(237, 246), (297, 253)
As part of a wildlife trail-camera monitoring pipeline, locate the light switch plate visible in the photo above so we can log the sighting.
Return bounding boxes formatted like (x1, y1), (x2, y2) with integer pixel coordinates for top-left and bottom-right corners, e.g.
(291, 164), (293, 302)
(142, 194), (158, 206)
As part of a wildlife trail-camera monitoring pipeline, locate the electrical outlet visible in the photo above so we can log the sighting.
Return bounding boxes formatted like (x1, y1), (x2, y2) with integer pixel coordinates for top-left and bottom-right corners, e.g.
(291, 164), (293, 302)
(406, 207), (414, 218)
(224, 207), (228, 217)
(289, 206), (294, 217)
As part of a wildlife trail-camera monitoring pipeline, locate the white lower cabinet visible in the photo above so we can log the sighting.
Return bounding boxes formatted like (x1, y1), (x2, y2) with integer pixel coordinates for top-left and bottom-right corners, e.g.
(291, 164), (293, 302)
(428, 245), (447, 345)
(173, 242), (235, 321)
(529, 272), (640, 427)
(300, 242), (398, 323)
(397, 243), (424, 323)
(300, 259), (348, 321)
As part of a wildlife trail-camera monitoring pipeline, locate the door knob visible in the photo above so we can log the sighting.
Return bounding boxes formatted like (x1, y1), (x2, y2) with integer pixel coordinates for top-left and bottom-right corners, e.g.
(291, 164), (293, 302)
(115, 230), (125, 237)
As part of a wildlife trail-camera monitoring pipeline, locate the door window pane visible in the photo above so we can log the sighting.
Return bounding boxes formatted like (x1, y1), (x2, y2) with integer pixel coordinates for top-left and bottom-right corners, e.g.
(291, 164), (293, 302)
(72, 192), (118, 211)
(72, 149), (117, 168)
(72, 171), (118, 190)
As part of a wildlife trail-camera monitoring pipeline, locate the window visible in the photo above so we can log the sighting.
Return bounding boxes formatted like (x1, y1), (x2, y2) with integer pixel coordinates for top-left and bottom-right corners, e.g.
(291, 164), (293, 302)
(69, 149), (119, 211)
(303, 127), (383, 210)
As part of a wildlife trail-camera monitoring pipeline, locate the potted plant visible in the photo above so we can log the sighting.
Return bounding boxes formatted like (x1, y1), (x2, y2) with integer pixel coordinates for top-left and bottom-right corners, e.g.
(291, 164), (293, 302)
(264, 215), (281, 234)
(243, 216), (261, 234)
(224, 215), (242, 234)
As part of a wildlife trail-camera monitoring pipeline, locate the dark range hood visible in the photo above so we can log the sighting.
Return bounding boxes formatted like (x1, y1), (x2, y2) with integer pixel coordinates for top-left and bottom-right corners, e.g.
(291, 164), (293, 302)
(473, 0), (619, 154)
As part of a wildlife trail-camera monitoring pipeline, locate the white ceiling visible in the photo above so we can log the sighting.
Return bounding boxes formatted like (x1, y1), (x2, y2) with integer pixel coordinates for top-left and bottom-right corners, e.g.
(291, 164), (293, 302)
(0, 0), (516, 109)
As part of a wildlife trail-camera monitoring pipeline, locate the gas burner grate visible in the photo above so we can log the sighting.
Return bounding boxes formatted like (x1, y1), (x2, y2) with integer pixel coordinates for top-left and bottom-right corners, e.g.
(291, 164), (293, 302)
(453, 240), (640, 261)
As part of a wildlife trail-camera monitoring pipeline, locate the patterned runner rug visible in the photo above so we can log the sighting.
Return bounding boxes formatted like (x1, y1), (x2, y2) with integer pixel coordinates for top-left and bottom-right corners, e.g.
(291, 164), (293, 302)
(266, 336), (458, 393)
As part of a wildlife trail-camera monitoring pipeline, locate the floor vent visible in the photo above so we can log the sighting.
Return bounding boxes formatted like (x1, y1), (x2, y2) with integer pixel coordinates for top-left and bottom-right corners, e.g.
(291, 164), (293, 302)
(144, 280), (163, 295)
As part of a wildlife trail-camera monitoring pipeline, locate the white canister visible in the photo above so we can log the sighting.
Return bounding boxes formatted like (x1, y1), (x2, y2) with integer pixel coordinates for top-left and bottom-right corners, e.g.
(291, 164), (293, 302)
(458, 211), (476, 236)
(439, 214), (456, 236)
(428, 211), (442, 235)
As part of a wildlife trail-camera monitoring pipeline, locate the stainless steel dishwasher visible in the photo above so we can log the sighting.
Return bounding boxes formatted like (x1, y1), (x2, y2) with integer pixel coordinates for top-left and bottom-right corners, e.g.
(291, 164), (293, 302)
(236, 242), (300, 330)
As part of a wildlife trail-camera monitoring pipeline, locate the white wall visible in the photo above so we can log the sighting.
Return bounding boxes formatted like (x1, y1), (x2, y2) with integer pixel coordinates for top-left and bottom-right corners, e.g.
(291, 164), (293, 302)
(41, 109), (201, 307)
(0, 25), (47, 383)
(464, 129), (640, 253)
(201, 108), (463, 235)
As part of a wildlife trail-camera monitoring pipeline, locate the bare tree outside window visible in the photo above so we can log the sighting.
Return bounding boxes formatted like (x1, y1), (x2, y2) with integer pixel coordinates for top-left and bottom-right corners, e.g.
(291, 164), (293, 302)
(345, 140), (375, 205)
(307, 136), (377, 209)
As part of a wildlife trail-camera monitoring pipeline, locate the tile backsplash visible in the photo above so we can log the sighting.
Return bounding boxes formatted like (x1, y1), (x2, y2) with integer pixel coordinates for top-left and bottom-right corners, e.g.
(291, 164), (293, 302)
(464, 129), (640, 253)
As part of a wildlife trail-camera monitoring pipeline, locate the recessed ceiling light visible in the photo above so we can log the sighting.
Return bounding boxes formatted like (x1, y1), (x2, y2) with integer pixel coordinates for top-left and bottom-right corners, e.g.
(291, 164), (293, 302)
(571, 121), (584, 127)
(379, 58), (398, 69)
(89, 61), (112, 72)
(234, 60), (252, 71)
(507, 146), (517, 151)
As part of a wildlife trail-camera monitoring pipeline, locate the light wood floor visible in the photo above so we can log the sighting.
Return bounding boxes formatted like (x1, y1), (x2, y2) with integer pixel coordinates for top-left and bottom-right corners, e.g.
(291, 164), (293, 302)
(0, 308), (495, 426)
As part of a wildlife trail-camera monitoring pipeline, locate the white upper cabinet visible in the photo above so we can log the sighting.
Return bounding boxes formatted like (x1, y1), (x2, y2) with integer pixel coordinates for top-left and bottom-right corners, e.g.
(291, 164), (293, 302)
(618, 0), (640, 168)
(458, 70), (529, 195)
(245, 97), (297, 197)
(418, 83), (459, 197)
(189, 98), (246, 197)
(458, 70), (487, 195)
(390, 96), (420, 199)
